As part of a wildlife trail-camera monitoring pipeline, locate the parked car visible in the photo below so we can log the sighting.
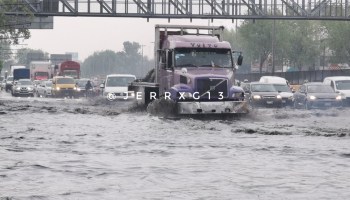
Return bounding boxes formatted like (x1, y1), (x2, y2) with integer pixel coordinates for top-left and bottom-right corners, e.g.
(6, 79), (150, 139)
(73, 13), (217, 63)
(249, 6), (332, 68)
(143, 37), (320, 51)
(11, 79), (35, 97)
(323, 76), (350, 106)
(293, 82), (342, 109)
(259, 76), (294, 106)
(36, 80), (53, 97)
(101, 74), (136, 100)
(244, 82), (282, 107)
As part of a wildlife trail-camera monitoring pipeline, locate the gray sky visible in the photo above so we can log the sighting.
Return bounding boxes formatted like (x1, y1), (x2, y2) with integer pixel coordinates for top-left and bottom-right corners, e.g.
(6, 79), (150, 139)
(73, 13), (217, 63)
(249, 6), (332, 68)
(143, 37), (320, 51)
(25, 17), (239, 61)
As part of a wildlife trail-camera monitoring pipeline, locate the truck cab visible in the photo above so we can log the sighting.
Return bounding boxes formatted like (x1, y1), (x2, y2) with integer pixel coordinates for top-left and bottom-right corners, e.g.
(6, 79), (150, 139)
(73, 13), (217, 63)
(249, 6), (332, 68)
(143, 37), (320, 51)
(130, 25), (248, 115)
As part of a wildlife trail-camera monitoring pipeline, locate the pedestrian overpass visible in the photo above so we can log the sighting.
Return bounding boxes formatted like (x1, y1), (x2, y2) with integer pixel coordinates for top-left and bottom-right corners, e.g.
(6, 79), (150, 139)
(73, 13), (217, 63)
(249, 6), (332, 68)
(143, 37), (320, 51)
(3, 0), (350, 21)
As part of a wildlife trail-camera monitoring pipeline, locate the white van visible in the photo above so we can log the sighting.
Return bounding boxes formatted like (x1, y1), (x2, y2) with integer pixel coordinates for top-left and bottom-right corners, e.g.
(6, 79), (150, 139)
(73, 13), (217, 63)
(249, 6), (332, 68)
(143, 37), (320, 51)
(323, 76), (350, 104)
(102, 74), (136, 100)
(259, 76), (294, 106)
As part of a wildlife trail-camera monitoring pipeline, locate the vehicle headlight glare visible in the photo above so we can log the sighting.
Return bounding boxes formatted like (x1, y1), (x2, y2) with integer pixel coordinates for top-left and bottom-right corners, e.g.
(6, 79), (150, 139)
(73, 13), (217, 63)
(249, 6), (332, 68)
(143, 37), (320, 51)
(16, 87), (21, 90)
(27, 87), (33, 91)
(253, 95), (261, 99)
(309, 95), (316, 100)
(56, 87), (60, 91)
(276, 95), (282, 99)
(77, 88), (81, 91)
(336, 95), (342, 100)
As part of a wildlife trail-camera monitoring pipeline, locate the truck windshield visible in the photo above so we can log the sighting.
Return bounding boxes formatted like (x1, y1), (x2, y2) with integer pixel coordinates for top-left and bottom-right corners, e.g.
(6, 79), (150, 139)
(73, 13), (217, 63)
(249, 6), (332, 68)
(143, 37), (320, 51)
(35, 72), (49, 77)
(63, 70), (78, 79)
(175, 48), (233, 68)
(106, 77), (135, 87)
(335, 80), (350, 90)
(57, 78), (75, 84)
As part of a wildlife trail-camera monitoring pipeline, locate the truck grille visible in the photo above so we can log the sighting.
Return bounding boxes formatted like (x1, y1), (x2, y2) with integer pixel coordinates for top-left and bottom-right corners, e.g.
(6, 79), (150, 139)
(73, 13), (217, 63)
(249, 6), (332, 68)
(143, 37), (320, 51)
(196, 78), (228, 98)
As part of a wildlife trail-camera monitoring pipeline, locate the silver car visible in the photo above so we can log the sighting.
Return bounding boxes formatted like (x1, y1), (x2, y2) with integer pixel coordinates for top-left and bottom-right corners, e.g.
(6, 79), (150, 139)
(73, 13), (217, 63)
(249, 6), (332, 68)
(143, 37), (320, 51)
(11, 79), (35, 97)
(36, 80), (53, 97)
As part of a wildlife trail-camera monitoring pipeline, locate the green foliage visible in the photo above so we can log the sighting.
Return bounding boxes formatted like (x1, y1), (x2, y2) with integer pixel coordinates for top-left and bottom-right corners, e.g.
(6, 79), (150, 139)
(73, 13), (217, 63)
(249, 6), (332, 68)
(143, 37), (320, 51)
(0, 0), (32, 45)
(283, 21), (319, 70)
(82, 41), (153, 78)
(15, 48), (49, 65)
(226, 20), (322, 72)
(322, 21), (350, 63)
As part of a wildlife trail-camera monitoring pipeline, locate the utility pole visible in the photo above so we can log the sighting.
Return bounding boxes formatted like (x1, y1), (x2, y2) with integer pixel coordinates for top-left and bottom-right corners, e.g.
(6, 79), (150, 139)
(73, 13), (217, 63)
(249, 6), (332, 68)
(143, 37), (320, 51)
(272, 20), (276, 75)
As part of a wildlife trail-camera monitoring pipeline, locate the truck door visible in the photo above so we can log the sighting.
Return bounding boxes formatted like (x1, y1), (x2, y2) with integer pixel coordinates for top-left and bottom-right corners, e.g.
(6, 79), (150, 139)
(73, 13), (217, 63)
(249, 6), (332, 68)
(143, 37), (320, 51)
(159, 50), (174, 95)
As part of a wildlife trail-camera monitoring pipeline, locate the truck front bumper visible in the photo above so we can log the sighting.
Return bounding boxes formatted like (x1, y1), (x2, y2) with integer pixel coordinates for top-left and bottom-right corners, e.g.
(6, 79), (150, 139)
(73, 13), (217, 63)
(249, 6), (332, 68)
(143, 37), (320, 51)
(177, 101), (249, 114)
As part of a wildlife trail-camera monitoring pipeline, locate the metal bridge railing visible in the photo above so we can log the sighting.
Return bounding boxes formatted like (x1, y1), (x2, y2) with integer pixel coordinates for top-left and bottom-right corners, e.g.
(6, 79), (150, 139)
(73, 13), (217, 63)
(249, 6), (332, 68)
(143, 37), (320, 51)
(2, 0), (350, 20)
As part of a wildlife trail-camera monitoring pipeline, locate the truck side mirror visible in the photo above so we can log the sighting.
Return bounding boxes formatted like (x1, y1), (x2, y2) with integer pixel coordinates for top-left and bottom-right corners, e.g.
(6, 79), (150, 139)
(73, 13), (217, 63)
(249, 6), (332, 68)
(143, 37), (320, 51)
(237, 55), (243, 66)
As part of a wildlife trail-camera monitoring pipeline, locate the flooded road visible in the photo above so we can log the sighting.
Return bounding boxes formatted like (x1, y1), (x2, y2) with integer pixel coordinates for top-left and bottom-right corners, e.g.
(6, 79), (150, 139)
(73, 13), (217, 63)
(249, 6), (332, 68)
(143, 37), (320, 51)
(1, 91), (350, 199)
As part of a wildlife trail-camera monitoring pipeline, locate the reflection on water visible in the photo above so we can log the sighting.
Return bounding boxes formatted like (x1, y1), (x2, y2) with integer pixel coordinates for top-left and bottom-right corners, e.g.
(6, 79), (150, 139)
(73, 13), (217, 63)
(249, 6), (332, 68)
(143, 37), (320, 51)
(1, 92), (350, 199)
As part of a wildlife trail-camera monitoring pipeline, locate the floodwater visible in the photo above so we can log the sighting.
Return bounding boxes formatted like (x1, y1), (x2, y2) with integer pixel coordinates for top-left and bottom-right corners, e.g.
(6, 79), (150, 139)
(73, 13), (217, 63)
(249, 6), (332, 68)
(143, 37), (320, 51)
(0, 91), (350, 199)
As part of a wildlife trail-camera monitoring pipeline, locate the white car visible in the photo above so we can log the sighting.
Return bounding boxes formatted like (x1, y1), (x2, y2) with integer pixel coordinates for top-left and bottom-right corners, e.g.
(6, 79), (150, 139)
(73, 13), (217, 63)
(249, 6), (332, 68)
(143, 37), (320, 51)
(323, 76), (350, 105)
(102, 74), (136, 100)
(36, 80), (53, 97)
(259, 76), (294, 106)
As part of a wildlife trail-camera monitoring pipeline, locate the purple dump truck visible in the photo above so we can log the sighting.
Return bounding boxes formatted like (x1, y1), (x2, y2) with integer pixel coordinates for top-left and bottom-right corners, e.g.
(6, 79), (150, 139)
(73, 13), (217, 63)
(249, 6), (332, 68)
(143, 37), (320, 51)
(130, 25), (248, 115)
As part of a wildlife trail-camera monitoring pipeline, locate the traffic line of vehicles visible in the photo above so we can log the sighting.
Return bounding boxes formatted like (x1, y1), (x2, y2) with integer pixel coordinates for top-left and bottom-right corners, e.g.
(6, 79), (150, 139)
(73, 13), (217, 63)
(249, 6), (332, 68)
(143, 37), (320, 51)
(241, 75), (350, 109)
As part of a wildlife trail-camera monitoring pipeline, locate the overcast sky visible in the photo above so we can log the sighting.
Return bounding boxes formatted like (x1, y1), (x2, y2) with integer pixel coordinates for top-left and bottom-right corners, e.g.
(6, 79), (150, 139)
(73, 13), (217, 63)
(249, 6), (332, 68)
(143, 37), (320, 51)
(24, 17), (240, 62)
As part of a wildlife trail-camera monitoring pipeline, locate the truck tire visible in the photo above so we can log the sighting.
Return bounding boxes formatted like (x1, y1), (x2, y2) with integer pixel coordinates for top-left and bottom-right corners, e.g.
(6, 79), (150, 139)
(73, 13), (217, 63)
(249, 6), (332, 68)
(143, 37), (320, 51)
(147, 97), (177, 117)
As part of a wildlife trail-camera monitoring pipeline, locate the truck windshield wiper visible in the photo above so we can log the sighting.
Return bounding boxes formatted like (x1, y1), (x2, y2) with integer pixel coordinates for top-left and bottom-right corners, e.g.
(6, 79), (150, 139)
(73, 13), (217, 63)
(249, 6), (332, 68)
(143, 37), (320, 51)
(199, 64), (224, 68)
(176, 64), (198, 67)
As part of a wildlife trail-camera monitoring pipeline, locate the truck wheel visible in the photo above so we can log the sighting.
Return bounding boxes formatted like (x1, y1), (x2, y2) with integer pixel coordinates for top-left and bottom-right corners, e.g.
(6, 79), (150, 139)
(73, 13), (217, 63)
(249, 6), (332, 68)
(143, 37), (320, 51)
(147, 97), (177, 117)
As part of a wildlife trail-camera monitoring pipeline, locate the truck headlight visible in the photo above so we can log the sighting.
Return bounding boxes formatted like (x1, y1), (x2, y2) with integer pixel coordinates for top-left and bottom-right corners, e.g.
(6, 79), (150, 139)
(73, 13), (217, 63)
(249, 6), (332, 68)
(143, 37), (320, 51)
(276, 95), (282, 99)
(336, 95), (342, 100)
(309, 95), (316, 100)
(253, 95), (261, 99)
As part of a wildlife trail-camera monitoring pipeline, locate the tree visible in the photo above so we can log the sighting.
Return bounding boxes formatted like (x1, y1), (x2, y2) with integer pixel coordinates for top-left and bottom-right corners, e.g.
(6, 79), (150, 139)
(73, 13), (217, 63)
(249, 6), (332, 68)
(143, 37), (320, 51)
(323, 21), (350, 64)
(283, 21), (320, 71)
(238, 20), (274, 74)
(15, 48), (49, 65)
(0, 0), (31, 45)
(82, 41), (153, 78)
(0, 0), (32, 72)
